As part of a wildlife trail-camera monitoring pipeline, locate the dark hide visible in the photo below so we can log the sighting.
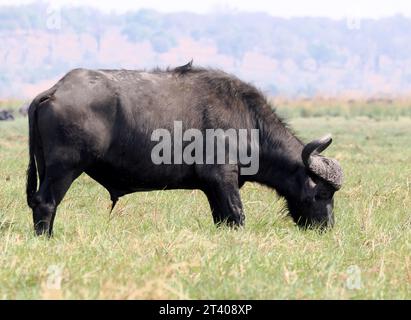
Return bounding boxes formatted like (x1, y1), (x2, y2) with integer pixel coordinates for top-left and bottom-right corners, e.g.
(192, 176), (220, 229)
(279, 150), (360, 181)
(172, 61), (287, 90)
(26, 65), (342, 236)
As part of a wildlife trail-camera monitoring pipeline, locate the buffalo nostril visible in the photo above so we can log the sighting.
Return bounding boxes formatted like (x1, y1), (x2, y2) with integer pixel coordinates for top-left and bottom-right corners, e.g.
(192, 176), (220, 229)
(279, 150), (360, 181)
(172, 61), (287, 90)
(34, 220), (51, 237)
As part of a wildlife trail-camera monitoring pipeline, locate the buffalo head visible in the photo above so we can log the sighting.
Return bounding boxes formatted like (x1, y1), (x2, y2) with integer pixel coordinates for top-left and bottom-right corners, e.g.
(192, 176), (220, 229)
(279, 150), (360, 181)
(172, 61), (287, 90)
(288, 134), (343, 230)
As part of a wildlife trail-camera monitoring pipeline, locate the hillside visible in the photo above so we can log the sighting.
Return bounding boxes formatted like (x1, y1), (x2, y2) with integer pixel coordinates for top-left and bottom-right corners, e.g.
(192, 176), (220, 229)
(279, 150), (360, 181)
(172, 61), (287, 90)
(1, 3), (411, 98)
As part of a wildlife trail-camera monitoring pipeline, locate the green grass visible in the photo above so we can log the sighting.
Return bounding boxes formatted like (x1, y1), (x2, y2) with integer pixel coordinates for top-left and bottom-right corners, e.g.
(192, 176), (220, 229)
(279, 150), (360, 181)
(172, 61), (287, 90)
(275, 98), (411, 119)
(0, 99), (25, 113)
(0, 114), (410, 299)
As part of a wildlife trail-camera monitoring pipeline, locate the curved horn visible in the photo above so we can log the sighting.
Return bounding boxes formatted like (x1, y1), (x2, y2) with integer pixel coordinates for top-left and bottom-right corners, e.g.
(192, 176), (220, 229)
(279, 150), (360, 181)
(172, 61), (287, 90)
(302, 134), (343, 190)
(302, 134), (332, 167)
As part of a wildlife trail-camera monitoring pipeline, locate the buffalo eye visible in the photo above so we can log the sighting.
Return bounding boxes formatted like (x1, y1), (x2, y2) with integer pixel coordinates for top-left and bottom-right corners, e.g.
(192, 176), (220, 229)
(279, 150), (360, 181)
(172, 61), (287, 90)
(302, 195), (314, 205)
(315, 190), (331, 200)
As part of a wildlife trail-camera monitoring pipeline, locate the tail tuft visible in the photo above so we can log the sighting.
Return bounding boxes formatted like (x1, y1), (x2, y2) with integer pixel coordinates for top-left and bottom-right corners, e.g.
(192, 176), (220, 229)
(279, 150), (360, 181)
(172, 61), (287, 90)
(26, 100), (38, 208)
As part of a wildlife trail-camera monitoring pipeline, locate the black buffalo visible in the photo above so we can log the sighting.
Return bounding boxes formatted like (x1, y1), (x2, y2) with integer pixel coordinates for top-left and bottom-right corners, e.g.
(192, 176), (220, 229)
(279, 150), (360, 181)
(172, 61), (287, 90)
(0, 109), (14, 121)
(26, 62), (343, 236)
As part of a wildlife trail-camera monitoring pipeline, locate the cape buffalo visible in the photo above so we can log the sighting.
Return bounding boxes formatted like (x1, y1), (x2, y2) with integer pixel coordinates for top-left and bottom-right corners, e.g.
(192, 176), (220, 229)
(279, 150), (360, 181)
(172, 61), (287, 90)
(26, 62), (343, 236)
(0, 109), (14, 121)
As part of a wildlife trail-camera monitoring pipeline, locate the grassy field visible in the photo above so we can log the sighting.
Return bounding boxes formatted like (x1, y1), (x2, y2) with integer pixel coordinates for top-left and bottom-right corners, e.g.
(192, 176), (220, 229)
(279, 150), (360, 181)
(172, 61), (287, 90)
(0, 109), (410, 299)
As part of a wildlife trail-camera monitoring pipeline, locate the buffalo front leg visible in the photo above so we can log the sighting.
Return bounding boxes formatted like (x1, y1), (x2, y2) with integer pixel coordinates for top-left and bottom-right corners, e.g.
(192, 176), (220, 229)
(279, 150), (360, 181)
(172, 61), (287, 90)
(31, 167), (80, 236)
(204, 178), (245, 228)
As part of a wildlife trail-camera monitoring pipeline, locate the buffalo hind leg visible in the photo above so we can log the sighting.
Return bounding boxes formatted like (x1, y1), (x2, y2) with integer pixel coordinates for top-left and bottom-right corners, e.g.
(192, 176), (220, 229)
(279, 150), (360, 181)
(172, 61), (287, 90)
(203, 176), (245, 228)
(32, 166), (80, 236)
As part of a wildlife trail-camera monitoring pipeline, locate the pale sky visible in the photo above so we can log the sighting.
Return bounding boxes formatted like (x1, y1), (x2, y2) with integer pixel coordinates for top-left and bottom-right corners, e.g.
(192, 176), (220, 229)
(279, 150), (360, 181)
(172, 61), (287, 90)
(1, 0), (411, 18)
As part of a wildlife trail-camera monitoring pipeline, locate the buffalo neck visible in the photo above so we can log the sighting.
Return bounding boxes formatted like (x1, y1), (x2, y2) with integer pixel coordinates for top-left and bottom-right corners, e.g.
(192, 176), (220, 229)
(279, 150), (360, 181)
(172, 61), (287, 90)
(246, 107), (306, 199)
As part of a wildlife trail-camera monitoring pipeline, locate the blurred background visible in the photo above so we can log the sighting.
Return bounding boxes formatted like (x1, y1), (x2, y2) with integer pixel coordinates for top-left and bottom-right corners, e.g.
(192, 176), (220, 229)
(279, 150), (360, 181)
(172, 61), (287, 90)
(1, 0), (411, 100)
